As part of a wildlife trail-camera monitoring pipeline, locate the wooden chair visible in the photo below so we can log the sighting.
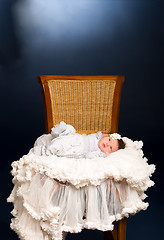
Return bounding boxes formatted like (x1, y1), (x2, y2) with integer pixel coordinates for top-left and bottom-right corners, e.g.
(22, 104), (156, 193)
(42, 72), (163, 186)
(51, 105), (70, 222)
(38, 75), (126, 240)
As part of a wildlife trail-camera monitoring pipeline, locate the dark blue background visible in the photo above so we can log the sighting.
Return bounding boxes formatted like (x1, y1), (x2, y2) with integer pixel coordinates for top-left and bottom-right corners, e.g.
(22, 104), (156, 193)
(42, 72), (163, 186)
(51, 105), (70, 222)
(0, 0), (163, 239)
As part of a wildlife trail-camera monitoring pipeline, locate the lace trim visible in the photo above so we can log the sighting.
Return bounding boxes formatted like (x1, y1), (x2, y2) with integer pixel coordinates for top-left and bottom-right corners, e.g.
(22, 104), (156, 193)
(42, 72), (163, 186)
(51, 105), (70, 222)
(10, 150), (155, 193)
(9, 196), (148, 238)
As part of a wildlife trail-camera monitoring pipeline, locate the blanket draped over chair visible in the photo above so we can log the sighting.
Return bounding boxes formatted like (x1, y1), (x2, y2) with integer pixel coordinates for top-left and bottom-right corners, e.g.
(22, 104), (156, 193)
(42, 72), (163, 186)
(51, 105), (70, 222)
(7, 136), (155, 240)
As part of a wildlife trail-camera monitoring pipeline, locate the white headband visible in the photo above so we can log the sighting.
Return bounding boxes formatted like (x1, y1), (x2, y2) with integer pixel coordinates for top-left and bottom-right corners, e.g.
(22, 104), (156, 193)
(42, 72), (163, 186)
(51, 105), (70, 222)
(110, 133), (121, 140)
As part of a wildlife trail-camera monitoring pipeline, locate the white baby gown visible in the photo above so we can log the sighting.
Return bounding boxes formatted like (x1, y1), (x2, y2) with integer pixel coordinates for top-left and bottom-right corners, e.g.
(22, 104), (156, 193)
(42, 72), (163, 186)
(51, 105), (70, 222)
(31, 121), (105, 158)
(7, 122), (156, 240)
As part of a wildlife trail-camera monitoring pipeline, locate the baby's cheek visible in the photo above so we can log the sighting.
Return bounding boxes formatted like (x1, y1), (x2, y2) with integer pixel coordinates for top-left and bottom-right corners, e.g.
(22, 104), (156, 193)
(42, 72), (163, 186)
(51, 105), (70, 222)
(101, 148), (106, 153)
(105, 148), (111, 154)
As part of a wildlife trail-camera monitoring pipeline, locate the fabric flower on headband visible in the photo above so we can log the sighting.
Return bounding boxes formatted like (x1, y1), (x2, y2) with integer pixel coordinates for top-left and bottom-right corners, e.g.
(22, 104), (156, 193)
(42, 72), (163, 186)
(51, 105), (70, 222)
(110, 133), (121, 140)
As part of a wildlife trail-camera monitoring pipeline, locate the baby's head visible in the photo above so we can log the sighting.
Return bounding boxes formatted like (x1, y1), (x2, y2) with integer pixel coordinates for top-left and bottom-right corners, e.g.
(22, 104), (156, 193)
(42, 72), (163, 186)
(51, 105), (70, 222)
(98, 133), (125, 156)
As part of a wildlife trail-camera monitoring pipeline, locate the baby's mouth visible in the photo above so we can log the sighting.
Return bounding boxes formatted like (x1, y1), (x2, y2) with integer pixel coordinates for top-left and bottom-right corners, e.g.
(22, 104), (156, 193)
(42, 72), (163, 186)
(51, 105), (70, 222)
(103, 143), (105, 148)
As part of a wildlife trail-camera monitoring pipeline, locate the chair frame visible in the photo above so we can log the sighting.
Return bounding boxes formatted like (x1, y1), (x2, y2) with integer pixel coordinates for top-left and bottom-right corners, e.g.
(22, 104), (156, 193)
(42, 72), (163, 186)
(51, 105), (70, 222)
(38, 75), (126, 240)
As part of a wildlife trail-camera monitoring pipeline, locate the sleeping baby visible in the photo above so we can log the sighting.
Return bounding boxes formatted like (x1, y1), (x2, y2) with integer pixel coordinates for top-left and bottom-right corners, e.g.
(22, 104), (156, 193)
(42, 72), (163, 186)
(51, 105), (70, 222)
(32, 121), (125, 158)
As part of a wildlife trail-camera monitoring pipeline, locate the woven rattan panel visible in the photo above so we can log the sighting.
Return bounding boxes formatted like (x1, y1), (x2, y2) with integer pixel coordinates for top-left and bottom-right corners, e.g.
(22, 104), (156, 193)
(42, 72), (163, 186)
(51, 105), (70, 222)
(47, 80), (116, 133)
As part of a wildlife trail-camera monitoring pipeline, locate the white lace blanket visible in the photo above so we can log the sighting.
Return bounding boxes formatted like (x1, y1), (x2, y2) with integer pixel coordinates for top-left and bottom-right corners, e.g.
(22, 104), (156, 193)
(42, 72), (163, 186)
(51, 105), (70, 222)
(11, 137), (155, 194)
(7, 136), (155, 240)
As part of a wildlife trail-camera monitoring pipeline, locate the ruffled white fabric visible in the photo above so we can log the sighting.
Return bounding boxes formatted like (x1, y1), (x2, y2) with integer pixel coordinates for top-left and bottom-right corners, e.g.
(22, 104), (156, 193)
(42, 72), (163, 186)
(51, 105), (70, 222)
(7, 174), (149, 240)
(7, 136), (155, 240)
(10, 136), (155, 192)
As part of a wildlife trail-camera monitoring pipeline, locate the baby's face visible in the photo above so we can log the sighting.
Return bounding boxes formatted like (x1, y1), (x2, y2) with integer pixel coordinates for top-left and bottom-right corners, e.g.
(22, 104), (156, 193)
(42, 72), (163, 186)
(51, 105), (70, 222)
(98, 136), (118, 156)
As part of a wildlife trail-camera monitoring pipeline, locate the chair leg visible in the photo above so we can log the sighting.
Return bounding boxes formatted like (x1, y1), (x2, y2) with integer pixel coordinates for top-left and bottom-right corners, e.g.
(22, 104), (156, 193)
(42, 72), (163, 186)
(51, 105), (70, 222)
(104, 228), (117, 240)
(112, 228), (117, 240)
(117, 218), (126, 240)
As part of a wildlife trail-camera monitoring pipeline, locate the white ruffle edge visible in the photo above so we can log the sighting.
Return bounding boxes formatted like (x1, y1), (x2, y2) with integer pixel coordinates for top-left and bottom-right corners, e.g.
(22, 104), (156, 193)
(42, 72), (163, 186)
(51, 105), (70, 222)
(8, 173), (149, 240)
(10, 137), (155, 193)
(7, 136), (155, 240)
